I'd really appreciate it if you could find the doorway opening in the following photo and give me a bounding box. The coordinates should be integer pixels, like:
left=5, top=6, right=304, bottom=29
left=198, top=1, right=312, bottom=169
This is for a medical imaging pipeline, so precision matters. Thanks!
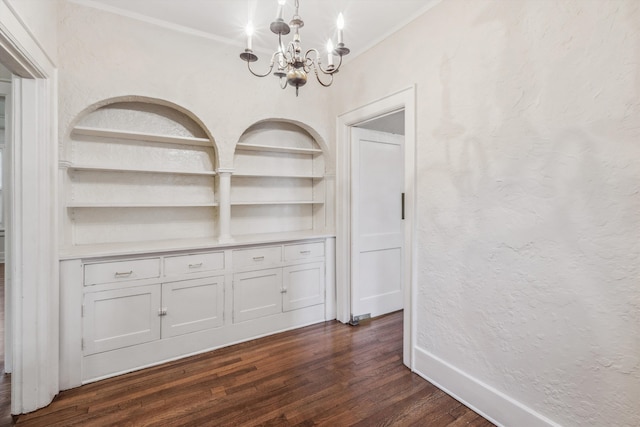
left=336, top=86, right=416, bottom=369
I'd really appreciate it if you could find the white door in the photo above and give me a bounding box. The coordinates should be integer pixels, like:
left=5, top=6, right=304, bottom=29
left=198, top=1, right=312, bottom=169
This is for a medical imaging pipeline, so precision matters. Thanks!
left=351, top=127, right=404, bottom=320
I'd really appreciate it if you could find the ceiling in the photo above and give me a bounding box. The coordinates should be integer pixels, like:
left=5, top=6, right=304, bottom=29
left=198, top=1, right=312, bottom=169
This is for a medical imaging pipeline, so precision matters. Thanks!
left=76, top=0, right=441, bottom=60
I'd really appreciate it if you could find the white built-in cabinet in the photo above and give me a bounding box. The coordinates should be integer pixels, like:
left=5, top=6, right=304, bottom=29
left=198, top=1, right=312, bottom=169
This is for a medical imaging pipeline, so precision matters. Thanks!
left=61, top=239, right=331, bottom=386
left=232, top=242, right=325, bottom=323
left=82, top=253, right=226, bottom=357
left=82, top=274, right=225, bottom=355
left=59, top=100, right=335, bottom=388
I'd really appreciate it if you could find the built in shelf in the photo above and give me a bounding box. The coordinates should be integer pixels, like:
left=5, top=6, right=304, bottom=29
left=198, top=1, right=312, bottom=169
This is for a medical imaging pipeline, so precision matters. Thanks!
left=235, top=143, right=322, bottom=155
left=231, top=201, right=324, bottom=206
left=68, top=202, right=218, bottom=208
left=73, top=126, right=212, bottom=148
left=232, top=173, right=323, bottom=179
left=68, top=164, right=217, bottom=176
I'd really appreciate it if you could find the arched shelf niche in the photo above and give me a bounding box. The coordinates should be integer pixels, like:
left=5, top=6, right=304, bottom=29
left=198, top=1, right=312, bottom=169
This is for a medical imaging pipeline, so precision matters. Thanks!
left=64, top=98, right=219, bottom=247
left=231, top=119, right=327, bottom=237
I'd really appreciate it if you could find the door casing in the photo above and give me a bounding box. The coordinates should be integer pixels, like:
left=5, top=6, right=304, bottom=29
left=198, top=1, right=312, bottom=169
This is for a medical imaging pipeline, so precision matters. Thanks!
left=0, top=2, right=59, bottom=414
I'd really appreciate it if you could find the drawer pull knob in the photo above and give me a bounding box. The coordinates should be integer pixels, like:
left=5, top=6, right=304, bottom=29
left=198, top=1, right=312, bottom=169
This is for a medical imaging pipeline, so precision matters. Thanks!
left=300, top=250, right=311, bottom=254
left=188, top=263, right=203, bottom=269
left=114, top=270, right=133, bottom=278
left=253, top=256, right=265, bottom=261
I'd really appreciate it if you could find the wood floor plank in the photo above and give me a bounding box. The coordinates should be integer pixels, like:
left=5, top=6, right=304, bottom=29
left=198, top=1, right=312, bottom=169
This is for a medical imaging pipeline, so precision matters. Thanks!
left=4, top=311, right=494, bottom=427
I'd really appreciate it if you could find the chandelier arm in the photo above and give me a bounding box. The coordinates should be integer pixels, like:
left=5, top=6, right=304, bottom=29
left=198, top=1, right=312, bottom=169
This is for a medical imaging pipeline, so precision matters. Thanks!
left=309, top=60, right=335, bottom=87
left=334, top=52, right=344, bottom=71
left=304, top=49, right=341, bottom=75
left=278, top=33, right=288, bottom=58
left=246, top=52, right=279, bottom=78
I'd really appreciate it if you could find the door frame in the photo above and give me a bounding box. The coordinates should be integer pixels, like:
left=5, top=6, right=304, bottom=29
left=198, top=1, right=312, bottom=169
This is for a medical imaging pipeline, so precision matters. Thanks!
left=336, top=86, right=416, bottom=368
left=0, top=1, right=59, bottom=414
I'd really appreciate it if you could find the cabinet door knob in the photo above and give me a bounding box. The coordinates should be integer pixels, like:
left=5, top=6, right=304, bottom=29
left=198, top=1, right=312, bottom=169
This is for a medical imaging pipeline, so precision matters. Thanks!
left=158, top=308, right=168, bottom=316
left=281, top=288, right=287, bottom=293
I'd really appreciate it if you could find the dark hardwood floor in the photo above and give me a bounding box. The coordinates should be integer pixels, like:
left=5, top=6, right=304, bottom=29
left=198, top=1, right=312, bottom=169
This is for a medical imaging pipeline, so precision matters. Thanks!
left=2, top=308, right=492, bottom=426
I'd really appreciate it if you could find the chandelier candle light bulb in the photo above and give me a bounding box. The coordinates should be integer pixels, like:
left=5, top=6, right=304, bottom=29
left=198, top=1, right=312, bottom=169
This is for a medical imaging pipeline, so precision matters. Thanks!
left=245, top=23, right=253, bottom=51
left=337, top=13, right=344, bottom=44
left=239, top=0, right=350, bottom=95
left=276, top=0, right=286, bottom=21
left=327, top=40, right=334, bottom=67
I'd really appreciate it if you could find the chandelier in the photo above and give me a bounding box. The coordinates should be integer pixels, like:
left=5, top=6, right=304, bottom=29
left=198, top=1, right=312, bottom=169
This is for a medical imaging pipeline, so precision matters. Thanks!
left=240, top=0, right=350, bottom=96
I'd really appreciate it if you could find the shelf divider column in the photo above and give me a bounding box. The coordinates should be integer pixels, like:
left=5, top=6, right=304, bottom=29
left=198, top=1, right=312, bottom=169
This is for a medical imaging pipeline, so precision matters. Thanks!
left=217, top=168, right=234, bottom=242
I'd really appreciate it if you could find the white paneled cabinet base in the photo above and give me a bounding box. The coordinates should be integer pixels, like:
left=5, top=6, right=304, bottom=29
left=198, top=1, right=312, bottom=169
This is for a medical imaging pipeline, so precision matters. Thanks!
left=60, top=236, right=334, bottom=387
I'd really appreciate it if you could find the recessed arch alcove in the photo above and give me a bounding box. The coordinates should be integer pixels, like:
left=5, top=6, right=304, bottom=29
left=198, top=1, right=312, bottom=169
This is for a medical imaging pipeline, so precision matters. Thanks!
left=233, top=117, right=333, bottom=168
left=231, top=119, right=328, bottom=237
left=63, top=97, right=220, bottom=247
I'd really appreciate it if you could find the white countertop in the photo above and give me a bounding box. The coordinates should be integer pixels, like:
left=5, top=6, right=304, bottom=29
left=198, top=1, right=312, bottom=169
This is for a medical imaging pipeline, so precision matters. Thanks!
left=59, top=231, right=336, bottom=260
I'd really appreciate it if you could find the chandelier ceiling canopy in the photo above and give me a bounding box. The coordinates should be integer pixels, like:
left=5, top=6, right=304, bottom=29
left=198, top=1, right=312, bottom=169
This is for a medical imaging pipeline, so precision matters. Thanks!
left=240, top=0, right=350, bottom=96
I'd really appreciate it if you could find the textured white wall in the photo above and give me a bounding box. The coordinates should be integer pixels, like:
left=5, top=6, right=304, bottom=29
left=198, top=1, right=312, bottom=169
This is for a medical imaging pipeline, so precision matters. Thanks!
left=334, top=1, right=639, bottom=426
left=6, top=0, right=58, bottom=64
left=53, top=0, right=640, bottom=424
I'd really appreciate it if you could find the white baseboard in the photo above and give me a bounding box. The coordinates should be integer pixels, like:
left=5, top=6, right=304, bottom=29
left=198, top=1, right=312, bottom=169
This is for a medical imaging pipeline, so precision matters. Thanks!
left=413, top=346, right=561, bottom=427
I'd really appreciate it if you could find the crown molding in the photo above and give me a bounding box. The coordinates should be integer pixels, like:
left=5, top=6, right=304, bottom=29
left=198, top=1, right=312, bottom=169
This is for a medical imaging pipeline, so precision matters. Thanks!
left=67, top=0, right=254, bottom=52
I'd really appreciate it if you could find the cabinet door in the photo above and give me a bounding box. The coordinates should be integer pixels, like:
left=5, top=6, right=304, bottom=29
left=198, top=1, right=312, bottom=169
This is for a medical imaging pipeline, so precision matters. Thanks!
left=233, top=268, right=282, bottom=323
left=83, top=284, right=161, bottom=355
left=162, top=276, right=224, bottom=338
left=283, top=262, right=325, bottom=312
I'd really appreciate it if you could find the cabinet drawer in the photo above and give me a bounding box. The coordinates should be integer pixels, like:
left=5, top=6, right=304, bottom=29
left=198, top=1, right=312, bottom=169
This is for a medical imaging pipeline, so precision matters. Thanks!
left=164, top=252, right=225, bottom=277
left=233, top=246, right=282, bottom=269
left=84, top=258, right=160, bottom=286
left=284, top=242, right=324, bottom=261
